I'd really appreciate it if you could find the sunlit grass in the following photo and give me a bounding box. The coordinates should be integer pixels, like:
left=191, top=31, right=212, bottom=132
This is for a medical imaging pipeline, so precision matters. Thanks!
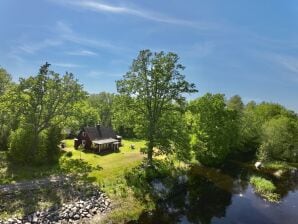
left=62, top=139, right=145, bottom=182
left=250, top=175, right=280, bottom=202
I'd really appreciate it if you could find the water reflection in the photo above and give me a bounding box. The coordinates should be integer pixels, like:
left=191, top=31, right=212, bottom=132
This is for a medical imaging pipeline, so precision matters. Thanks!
left=128, top=162, right=298, bottom=224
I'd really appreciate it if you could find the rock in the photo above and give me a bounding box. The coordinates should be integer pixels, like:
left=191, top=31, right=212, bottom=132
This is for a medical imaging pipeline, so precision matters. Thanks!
left=32, top=214, right=38, bottom=222
left=68, top=212, right=74, bottom=218
left=27, top=215, right=32, bottom=222
left=273, top=169, right=284, bottom=178
left=254, top=161, right=262, bottom=169
left=73, top=214, right=80, bottom=220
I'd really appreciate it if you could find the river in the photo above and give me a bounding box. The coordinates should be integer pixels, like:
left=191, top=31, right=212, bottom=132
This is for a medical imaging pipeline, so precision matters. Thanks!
left=128, top=162, right=298, bottom=224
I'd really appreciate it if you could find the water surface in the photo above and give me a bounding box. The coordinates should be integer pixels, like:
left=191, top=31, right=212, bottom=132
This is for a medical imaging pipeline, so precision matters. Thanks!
left=130, top=162, right=298, bottom=224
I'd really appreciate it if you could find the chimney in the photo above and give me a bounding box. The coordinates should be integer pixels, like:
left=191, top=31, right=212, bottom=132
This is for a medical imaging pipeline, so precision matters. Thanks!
left=96, top=123, right=101, bottom=131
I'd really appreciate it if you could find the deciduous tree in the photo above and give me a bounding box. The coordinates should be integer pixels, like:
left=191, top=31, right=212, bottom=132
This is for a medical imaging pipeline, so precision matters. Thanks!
left=116, top=50, right=197, bottom=164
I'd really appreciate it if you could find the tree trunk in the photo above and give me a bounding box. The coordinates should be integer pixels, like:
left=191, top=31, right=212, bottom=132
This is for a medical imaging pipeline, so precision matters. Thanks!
left=147, top=142, right=153, bottom=166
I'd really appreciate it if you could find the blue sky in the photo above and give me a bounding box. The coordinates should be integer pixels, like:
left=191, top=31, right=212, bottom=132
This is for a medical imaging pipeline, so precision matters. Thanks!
left=0, top=0, right=297, bottom=111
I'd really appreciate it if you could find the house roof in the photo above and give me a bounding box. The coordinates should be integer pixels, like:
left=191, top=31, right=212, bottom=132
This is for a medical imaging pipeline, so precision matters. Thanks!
left=92, top=138, right=118, bottom=145
left=83, top=125, right=117, bottom=141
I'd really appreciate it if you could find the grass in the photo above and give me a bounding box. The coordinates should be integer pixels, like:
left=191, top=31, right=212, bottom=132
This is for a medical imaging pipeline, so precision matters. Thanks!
left=249, top=175, right=280, bottom=202
left=263, top=161, right=298, bottom=171
left=0, top=139, right=149, bottom=223
left=62, top=139, right=145, bottom=182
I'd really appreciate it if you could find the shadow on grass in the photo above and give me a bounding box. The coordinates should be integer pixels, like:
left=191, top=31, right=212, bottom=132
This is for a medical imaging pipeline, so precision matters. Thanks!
left=75, top=148, right=120, bottom=157
left=0, top=153, right=101, bottom=219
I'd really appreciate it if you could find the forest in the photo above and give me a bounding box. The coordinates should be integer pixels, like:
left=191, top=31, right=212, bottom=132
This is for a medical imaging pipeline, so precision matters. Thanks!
left=0, top=50, right=298, bottom=223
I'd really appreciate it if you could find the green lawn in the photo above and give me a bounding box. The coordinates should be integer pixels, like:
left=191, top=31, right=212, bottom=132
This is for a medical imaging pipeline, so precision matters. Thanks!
left=0, top=139, right=145, bottom=185
left=62, top=139, right=146, bottom=182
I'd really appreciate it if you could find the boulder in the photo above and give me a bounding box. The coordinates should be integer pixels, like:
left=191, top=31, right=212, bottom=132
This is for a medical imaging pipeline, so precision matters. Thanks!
left=254, top=161, right=262, bottom=169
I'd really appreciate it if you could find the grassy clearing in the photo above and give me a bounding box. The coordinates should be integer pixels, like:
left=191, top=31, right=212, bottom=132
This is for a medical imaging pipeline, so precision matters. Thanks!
left=62, top=139, right=145, bottom=182
left=249, top=176, right=280, bottom=202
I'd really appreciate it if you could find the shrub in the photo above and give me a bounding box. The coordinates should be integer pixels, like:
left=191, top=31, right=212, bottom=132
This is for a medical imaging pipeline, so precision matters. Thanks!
left=9, top=125, right=62, bottom=165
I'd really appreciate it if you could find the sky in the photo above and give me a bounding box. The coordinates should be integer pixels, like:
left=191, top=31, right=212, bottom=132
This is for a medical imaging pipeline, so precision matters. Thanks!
left=0, top=0, right=297, bottom=111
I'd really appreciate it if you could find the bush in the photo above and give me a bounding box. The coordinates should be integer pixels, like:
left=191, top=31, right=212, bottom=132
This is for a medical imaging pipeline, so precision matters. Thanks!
left=8, top=125, right=62, bottom=165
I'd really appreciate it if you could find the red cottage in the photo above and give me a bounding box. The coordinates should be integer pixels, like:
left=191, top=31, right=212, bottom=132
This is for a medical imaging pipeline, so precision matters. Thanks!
left=74, top=124, right=122, bottom=153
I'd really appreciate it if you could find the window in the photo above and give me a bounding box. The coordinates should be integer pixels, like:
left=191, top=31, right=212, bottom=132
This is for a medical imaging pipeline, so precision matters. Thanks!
left=82, top=140, right=86, bottom=147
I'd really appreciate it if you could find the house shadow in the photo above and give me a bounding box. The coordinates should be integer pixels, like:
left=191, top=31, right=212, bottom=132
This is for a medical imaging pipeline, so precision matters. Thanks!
left=79, top=148, right=120, bottom=157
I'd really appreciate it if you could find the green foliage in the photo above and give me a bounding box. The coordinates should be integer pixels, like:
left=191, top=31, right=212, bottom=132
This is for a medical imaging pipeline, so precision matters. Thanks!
left=0, top=67, right=12, bottom=95
left=249, top=176, right=280, bottom=202
left=0, top=68, right=13, bottom=150
left=8, top=126, right=48, bottom=165
left=8, top=63, right=85, bottom=165
left=258, top=116, right=298, bottom=162
left=8, top=125, right=62, bottom=165
left=45, top=126, right=62, bottom=163
left=116, top=50, right=197, bottom=164
left=88, top=92, right=115, bottom=127
left=66, top=100, right=99, bottom=133
left=227, top=95, right=244, bottom=113
left=111, top=95, right=139, bottom=138
left=188, top=93, right=240, bottom=166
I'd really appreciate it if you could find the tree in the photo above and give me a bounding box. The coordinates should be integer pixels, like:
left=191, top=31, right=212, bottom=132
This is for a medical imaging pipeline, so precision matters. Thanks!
left=0, top=67, right=13, bottom=150
left=66, top=100, right=99, bottom=134
left=9, top=63, right=85, bottom=164
left=188, top=93, right=239, bottom=166
left=0, top=67, right=12, bottom=95
left=111, top=94, right=139, bottom=138
left=88, top=92, right=114, bottom=127
left=116, top=50, right=197, bottom=164
left=258, top=116, right=298, bottom=162
left=227, top=95, right=244, bottom=113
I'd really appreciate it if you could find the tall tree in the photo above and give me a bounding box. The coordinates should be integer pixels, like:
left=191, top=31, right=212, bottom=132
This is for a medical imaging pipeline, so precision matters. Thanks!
left=9, top=63, right=85, bottom=164
left=116, top=50, right=197, bottom=164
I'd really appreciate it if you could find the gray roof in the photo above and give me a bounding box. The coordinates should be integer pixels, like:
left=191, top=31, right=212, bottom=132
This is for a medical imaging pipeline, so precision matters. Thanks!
left=83, top=125, right=117, bottom=141
left=92, top=138, right=118, bottom=145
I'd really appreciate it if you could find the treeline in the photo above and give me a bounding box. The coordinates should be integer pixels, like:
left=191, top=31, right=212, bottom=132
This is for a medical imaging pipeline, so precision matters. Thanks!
left=87, top=92, right=298, bottom=166
left=0, top=50, right=297, bottom=167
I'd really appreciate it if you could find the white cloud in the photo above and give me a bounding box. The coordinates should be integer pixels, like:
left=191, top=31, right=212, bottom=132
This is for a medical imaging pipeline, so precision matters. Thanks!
left=51, top=62, right=82, bottom=68
left=50, top=0, right=213, bottom=29
left=10, top=21, right=124, bottom=59
left=275, top=55, right=298, bottom=74
left=260, top=53, right=298, bottom=83
left=17, top=39, right=63, bottom=54
left=66, top=49, right=98, bottom=56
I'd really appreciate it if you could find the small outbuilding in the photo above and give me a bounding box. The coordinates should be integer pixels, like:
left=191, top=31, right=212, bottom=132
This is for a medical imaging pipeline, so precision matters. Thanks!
left=74, top=124, right=122, bottom=153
